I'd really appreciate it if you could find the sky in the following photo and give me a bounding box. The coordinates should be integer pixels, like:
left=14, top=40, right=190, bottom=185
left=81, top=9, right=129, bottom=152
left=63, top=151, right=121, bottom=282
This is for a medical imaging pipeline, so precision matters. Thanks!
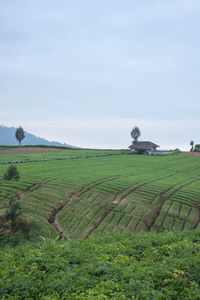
left=0, top=0, right=200, bottom=150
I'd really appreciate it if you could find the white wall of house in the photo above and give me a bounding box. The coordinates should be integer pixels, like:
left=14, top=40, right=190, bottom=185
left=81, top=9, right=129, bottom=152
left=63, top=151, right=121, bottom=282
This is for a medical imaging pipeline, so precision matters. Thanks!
left=151, top=151, right=173, bottom=156
left=130, top=147, right=159, bottom=154
left=146, top=149, right=151, bottom=154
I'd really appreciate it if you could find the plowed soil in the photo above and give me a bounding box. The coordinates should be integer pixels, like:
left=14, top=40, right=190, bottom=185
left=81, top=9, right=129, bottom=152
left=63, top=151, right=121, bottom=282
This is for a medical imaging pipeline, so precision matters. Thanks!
left=181, top=152, right=200, bottom=156
left=0, top=147, right=71, bottom=155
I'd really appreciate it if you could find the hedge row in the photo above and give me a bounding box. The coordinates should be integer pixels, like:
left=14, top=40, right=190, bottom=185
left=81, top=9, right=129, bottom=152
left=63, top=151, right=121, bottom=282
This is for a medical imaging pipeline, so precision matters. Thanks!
left=0, top=153, right=123, bottom=165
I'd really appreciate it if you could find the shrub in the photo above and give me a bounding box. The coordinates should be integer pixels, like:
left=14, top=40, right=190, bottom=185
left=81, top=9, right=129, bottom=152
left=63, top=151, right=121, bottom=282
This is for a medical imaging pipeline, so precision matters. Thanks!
left=3, top=165, right=20, bottom=180
left=172, top=149, right=181, bottom=155
left=0, top=230, right=199, bottom=298
left=137, top=149, right=145, bottom=154
left=5, top=199, right=22, bottom=231
left=194, top=144, right=200, bottom=152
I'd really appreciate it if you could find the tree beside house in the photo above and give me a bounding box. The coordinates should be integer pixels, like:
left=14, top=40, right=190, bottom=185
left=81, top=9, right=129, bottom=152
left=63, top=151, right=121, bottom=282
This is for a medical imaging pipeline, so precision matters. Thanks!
left=129, top=126, right=159, bottom=154
left=190, top=140, right=194, bottom=152
left=129, top=141, right=160, bottom=154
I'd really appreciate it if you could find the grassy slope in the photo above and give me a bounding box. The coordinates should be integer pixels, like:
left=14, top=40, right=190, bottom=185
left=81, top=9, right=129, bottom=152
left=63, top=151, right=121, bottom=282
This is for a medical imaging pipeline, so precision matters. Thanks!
left=0, top=151, right=200, bottom=240
left=0, top=230, right=199, bottom=299
left=0, top=150, right=200, bottom=299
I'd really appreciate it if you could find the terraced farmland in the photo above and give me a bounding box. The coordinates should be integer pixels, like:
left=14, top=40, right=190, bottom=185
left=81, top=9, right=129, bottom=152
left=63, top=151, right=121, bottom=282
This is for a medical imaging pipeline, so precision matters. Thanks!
left=0, top=149, right=200, bottom=239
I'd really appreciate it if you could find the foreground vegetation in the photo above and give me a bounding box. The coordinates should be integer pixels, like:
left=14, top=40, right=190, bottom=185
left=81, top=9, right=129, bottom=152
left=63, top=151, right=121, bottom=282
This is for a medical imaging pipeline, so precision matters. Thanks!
left=0, top=149, right=200, bottom=298
left=0, top=230, right=199, bottom=299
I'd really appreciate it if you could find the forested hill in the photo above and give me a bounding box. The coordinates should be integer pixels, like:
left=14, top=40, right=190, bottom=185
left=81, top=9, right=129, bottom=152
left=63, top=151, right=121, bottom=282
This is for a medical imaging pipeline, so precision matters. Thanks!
left=0, top=125, right=74, bottom=147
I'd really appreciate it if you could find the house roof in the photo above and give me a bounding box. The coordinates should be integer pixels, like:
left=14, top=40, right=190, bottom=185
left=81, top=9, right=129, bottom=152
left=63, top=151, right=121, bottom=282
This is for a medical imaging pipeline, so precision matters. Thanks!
left=129, top=141, right=160, bottom=150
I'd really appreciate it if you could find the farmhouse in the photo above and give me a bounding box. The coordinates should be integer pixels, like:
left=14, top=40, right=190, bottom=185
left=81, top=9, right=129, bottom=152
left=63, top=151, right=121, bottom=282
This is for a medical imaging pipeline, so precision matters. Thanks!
left=129, top=141, right=159, bottom=154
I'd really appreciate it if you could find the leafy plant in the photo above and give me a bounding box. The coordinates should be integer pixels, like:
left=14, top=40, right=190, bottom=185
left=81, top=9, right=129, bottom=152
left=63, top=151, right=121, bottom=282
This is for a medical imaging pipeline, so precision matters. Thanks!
left=5, top=199, right=22, bottom=231
left=3, top=165, right=20, bottom=180
left=194, top=144, right=200, bottom=152
left=137, top=148, right=145, bottom=154
left=0, top=230, right=199, bottom=299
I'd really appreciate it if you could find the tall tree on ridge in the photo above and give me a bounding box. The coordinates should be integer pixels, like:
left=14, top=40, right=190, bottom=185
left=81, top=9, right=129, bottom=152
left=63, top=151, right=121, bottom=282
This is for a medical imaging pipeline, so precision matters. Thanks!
left=15, top=126, right=25, bottom=146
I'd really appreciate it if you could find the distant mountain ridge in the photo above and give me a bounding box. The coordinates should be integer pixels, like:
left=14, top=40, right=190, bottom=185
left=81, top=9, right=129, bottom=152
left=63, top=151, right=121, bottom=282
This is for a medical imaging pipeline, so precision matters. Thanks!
left=0, top=125, right=75, bottom=147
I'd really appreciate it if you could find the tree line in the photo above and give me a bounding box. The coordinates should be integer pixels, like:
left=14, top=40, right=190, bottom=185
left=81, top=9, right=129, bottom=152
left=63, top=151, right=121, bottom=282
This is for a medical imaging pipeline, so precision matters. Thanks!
left=11, top=125, right=200, bottom=152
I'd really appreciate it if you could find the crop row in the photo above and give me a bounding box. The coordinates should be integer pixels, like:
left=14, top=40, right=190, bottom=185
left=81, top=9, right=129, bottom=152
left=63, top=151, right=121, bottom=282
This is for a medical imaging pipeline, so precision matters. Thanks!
left=0, top=153, right=200, bottom=238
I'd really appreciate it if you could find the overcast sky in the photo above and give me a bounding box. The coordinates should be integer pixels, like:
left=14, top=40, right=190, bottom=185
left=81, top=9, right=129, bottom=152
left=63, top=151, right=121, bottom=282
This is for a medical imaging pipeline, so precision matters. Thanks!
left=0, top=0, right=199, bottom=150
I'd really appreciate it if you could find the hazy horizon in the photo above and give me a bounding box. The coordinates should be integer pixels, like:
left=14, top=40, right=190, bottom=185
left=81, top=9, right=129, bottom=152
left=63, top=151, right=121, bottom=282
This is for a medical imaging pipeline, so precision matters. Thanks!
left=1, top=0, right=199, bottom=151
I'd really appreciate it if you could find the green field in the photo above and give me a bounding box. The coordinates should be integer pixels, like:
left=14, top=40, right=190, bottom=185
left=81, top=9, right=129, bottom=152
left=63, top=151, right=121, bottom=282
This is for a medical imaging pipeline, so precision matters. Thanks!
left=0, top=150, right=200, bottom=240
left=0, top=148, right=124, bottom=162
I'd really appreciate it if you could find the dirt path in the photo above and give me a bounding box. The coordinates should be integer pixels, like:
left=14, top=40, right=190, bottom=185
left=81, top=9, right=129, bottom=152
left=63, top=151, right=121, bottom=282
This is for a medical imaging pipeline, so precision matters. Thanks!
left=47, top=176, right=120, bottom=239
left=16, top=181, right=49, bottom=200
left=181, top=151, right=200, bottom=156
left=82, top=173, right=174, bottom=238
left=144, top=176, right=200, bottom=231
left=181, top=207, right=192, bottom=230
left=189, top=203, right=200, bottom=229
left=57, top=176, right=120, bottom=226
left=0, top=147, right=71, bottom=155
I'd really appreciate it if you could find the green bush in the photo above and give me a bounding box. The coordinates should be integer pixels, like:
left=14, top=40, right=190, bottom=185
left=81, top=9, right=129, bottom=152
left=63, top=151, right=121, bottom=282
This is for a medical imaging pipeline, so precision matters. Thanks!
left=194, top=144, right=200, bottom=152
left=137, top=149, right=146, bottom=154
left=5, top=199, right=22, bottom=231
left=3, top=165, right=20, bottom=180
left=173, top=149, right=181, bottom=154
